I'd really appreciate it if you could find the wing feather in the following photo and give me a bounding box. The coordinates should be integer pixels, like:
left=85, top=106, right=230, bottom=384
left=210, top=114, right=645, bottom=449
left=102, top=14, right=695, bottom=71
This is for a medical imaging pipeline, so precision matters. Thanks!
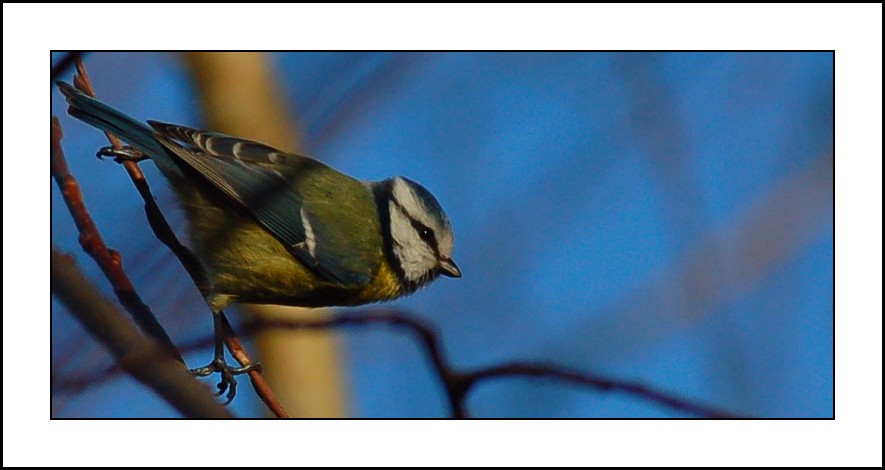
left=148, top=121, right=375, bottom=285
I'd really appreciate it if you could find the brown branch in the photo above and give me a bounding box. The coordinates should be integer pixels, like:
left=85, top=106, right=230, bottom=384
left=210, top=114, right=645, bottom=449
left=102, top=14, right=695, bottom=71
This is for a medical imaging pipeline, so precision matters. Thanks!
left=51, top=248, right=232, bottom=418
left=54, top=308, right=742, bottom=418
left=51, top=117, right=181, bottom=363
left=218, top=315, right=289, bottom=418
left=243, top=310, right=740, bottom=418
left=67, top=59, right=289, bottom=418
left=462, top=363, right=738, bottom=418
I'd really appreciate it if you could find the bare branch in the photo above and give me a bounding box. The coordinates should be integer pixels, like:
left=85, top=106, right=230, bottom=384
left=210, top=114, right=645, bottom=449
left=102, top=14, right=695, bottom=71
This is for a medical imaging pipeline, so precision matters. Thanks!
left=463, top=363, right=738, bottom=418
left=51, top=248, right=232, bottom=418
left=51, top=116, right=181, bottom=362
left=245, top=310, right=741, bottom=418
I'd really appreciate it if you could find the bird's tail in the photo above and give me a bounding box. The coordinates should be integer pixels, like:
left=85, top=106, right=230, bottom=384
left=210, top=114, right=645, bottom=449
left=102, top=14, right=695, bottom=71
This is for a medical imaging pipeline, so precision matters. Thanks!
left=56, top=81, right=177, bottom=174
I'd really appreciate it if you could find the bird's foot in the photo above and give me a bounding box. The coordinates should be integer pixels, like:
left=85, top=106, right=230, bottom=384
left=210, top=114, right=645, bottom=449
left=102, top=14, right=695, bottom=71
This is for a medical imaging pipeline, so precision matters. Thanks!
left=189, top=357, right=261, bottom=405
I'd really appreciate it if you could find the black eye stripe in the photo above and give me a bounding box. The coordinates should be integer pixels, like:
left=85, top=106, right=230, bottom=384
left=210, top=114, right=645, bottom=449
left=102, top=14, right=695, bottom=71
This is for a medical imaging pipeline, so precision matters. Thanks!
left=390, top=194, right=440, bottom=256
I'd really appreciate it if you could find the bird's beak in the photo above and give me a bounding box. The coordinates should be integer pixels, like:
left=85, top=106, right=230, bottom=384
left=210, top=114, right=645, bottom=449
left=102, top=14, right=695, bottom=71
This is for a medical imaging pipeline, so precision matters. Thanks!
left=439, top=258, right=462, bottom=278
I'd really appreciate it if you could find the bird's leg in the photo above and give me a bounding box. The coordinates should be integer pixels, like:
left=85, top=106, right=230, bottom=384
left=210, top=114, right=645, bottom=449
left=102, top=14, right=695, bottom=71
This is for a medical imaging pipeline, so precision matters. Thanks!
left=96, top=146, right=148, bottom=163
left=189, top=310, right=260, bottom=405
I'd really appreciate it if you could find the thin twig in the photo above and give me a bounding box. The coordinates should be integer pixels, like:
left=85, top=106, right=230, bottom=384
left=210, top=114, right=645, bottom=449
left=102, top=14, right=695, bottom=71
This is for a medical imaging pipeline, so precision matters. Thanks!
left=244, top=311, right=739, bottom=418
left=218, top=315, right=289, bottom=418
left=462, top=363, right=738, bottom=418
left=68, top=58, right=289, bottom=418
left=51, top=117, right=181, bottom=362
left=51, top=248, right=232, bottom=418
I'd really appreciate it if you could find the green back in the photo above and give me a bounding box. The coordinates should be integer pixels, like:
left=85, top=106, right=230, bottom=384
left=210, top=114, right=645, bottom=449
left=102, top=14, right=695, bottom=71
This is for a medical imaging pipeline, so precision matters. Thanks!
left=150, top=121, right=382, bottom=286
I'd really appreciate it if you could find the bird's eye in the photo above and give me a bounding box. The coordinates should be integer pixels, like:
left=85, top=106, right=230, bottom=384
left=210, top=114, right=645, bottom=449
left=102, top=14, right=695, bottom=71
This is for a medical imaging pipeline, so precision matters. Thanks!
left=408, top=217, right=436, bottom=244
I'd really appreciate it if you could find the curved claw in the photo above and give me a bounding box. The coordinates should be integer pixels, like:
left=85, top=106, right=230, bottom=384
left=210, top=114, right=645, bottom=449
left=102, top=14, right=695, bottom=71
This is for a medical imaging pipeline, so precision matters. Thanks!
left=222, top=379, right=238, bottom=406
left=189, top=358, right=258, bottom=405
left=213, top=377, right=230, bottom=397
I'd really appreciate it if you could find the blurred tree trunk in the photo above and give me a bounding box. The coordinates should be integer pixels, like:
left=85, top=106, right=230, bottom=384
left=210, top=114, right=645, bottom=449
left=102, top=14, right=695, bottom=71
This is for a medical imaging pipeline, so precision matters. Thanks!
left=183, top=52, right=348, bottom=418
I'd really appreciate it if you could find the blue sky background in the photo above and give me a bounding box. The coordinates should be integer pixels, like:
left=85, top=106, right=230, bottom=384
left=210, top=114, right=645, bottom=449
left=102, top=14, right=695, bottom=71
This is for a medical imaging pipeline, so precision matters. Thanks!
left=51, top=52, right=833, bottom=418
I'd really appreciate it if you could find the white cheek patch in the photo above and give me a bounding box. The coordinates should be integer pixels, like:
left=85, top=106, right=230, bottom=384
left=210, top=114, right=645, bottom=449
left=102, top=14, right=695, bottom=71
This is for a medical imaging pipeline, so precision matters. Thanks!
left=300, top=207, right=317, bottom=257
left=389, top=201, right=435, bottom=282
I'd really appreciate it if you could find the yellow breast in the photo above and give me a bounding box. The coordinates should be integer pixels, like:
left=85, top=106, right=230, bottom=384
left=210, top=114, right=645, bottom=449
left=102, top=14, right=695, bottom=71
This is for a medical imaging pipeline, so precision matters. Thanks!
left=357, top=256, right=405, bottom=303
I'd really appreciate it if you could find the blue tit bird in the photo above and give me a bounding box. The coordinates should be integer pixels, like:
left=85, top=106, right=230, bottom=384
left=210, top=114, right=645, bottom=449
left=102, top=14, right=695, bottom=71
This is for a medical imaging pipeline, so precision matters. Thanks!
left=57, top=81, right=461, bottom=400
